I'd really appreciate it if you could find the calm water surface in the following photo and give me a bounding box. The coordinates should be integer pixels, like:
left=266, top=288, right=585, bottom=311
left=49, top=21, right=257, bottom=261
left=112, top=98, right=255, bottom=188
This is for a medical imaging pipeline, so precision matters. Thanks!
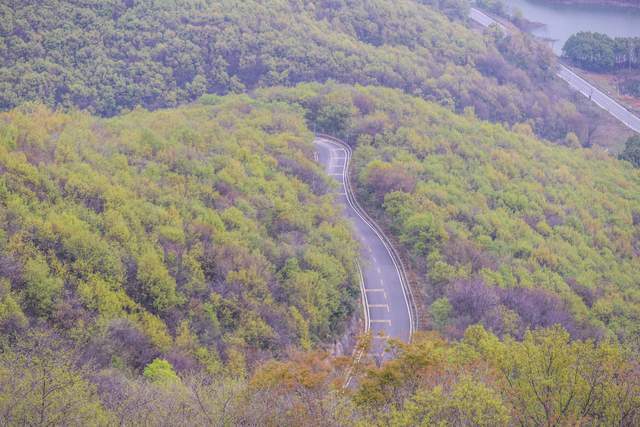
left=505, top=0, right=640, bottom=54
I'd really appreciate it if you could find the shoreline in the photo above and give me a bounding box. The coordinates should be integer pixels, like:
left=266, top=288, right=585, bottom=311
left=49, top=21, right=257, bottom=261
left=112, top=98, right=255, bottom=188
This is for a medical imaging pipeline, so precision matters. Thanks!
left=470, top=7, right=640, bottom=136
left=543, top=0, right=640, bottom=9
left=483, top=3, right=640, bottom=117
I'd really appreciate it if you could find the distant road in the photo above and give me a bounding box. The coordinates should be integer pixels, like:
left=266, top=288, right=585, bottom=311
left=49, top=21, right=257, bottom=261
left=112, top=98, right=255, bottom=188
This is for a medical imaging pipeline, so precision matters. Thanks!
left=469, top=7, right=640, bottom=134
left=557, top=66, right=640, bottom=132
left=469, top=7, right=507, bottom=32
left=314, top=136, right=415, bottom=360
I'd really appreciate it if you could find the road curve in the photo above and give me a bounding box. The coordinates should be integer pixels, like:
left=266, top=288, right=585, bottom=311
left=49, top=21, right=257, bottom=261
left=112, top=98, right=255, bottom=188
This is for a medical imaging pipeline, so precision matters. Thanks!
left=469, top=7, right=640, bottom=134
left=314, top=136, right=414, bottom=359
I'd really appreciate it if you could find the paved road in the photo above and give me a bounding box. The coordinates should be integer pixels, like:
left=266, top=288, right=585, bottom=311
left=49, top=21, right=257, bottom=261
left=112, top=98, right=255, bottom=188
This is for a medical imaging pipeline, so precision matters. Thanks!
left=557, top=65, right=640, bottom=133
left=469, top=7, right=507, bottom=32
left=469, top=7, right=640, bottom=134
left=314, top=137, right=413, bottom=359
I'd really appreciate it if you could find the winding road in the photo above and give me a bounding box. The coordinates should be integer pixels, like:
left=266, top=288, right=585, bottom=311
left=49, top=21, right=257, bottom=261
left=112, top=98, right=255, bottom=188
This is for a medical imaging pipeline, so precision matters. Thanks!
left=314, top=136, right=414, bottom=360
left=470, top=7, right=640, bottom=134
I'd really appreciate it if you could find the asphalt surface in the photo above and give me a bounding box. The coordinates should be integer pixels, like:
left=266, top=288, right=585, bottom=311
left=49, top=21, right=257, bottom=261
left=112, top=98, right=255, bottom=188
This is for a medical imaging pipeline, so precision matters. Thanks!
left=314, top=137, right=412, bottom=359
left=469, top=7, right=507, bottom=32
left=557, top=65, right=640, bottom=133
left=469, top=7, right=640, bottom=134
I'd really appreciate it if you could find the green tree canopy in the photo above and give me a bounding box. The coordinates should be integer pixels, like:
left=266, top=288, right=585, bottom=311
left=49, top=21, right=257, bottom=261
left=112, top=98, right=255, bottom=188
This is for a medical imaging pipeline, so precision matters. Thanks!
left=619, top=134, right=640, bottom=168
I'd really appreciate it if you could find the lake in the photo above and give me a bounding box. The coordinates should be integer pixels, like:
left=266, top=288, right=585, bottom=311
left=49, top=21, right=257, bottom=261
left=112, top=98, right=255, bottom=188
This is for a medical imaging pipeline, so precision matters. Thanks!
left=505, top=0, right=640, bottom=54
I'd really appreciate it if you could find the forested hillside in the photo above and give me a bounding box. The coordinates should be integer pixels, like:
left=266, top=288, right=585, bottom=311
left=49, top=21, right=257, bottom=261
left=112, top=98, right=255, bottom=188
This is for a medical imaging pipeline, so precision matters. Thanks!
left=2, top=319, right=638, bottom=424
left=259, top=83, right=640, bottom=346
left=1, top=0, right=640, bottom=424
left=0, top=0, right=621, bottom=146
left=0, top=96, right=360, bottom=376
left=0, top=84, right=638, bottom=423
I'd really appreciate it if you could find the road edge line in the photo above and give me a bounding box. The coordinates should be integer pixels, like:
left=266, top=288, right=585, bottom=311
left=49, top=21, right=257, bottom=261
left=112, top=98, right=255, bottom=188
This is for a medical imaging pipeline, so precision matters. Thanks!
left=316, top=134, right=419, bottom=340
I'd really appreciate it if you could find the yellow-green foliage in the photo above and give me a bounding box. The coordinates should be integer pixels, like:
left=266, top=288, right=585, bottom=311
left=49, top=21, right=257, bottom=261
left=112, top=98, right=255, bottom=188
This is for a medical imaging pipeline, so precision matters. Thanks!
left=354, top=327, right=640, bottom=426
left=0, top=338, right=112, bottom=426
left=143, top=358, right=179, bottom=384
left=260, top=83, right=640, bottom=343
left=0, top=97, right=358, bottom=370
left=1, top=325, right=637, bottom=425
left=359, top=87, right=640, bottom=341
left=1, top=0, right=608, bottom=145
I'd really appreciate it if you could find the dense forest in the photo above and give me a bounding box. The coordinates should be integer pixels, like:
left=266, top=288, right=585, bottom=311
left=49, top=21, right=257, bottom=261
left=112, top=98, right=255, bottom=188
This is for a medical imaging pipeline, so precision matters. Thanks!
left=258, top=83, right=640, bottom=347
left=0, top=97, right=362, bottom=376
left=0, top=84, right=638, bottom=424
left=0, top=0, right=625, bottom=146
left=1, top=0, right=639, bottom=424
left=2, top=324, right=639, bottom=425
left=563, top=31, right=640, bottom=72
